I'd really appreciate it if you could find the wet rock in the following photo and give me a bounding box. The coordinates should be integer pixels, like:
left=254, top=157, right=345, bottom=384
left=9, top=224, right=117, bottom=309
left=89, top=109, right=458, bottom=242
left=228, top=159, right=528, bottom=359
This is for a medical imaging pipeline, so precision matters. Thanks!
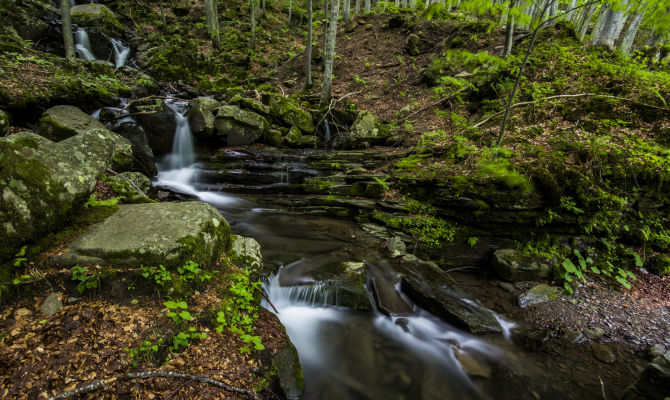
left=0, top=129, right=131, bottom=260
left=38, top=105, right=106, bottom=141
left=103, top=172, right=154, bottom=204
left=626, top=350, right=670, bottom=400
left=405, top=33, right=428, bottom=56
left=397, top=255, right=502, bottom=333
left=228, top=235, right=264, bottom=281
left=112, top=122, right=158, bottom=177
left=583, top=327, right=605, bottom=341
left=518, top=284, right=562, bottom=307
left=229, top=95, right=271, bottom=116
left=70, top=4, right=124, bottom=37
left=370, top=276, right=414, bottom=316
left=590, top=343, right=616, bottom=363
left=215, top=105, right=269, bottom=146
left=297, top=135, right=319, bottom=148
left=187, top=97, right=220, bottom=139
left=562, top=330, right=587, bottom=344
left=284, top=126, right=303, bottom=147
left=513, top=328, right=550, bottom=350
left=492, top=249, right=552, bottom=282
left=40, top=293, right=63, bottom=316
left=266, top=93, right=314, bottom=133
left=453, top=348, right=491, bottom=378
left=647, top=344, right=667, bottom=359
left=0, top=109, right=10, bottom=135
left=299, top=262, right=371, bottom=310
left=136, top=102, right=176, bottom=156
left=271, top=331, right=304, bottom=400
left=387, top=236, right=406, bottom=258
left=54, top=202, right=231, bottom=268
left=334, top=110, right=389, bottom=149
left=497, top=281, right=515, bottom=293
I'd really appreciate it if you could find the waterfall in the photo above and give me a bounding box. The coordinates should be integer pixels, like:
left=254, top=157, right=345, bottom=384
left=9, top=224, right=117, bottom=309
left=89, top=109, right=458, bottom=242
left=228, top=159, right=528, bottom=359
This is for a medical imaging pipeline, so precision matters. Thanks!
left=74, top=28, right=96, bottom=61
left=165, top=100, right=195, bottom=170
left=110, top=38, right=130, bottom=68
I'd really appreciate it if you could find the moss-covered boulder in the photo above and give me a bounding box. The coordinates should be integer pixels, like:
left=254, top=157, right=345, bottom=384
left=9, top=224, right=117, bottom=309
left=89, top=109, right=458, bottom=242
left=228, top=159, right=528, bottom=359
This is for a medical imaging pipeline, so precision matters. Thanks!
left=284, top=126, right=302, bottom=147
left=0, top=109, right=10, bottom=135
left=266, top=93, right=314, bottom=133
left=229, top=95, right=271, bottom=116
left=135, top=102, right=176, bottom=156
left=228, top=235, right=264, bottom=281
left=70, top=4, right=123, bottom=37
left=215, top=105, right=269, bottom=146
left=112, top=122, right=158, bottom=177
left=187, top=97, right=220, bottom=139
left=271, top=324, right=304, bottom=400
left=54, top=201, right=231, bottom=268
left=334, top=110, right=389, bottom=149
left=102, top=172, right=155, bottom=204
left=492, top=249, right=552, bottom=282
left=397, top=255, right=502, bottom=333
left=38, top=105, right=133, bottom=171
left=0, top=129, right=130, bottom=261
left=265, top=129, right=283, bottom=147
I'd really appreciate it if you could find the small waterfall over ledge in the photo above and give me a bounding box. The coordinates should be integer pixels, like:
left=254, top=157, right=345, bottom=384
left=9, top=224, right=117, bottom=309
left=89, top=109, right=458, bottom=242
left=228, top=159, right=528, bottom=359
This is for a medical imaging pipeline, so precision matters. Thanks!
left=110, top=38, right=130, bottom=68
left=74, top=28, right=96, bottom=61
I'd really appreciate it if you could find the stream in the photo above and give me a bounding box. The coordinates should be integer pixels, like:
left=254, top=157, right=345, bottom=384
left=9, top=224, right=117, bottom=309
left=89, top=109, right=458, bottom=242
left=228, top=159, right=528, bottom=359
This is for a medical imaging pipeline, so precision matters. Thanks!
left=152, top=100, right=621, bottom=400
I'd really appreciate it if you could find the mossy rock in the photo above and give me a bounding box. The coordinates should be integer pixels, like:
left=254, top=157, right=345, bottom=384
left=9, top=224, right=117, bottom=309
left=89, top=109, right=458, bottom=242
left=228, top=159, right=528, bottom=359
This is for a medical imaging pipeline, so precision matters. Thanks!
left=265, top=93, right=314, bottom=133
left=284, top=126, right=302, bottom=147
left=0, top=129, right=128, bottom=261
left=70, top=4, right=124, bottom=37
left=334, top=110, right=390, bottom=149
left=0, top=109, right=10, bottom=135
left=38, top=105, right=106, bottom=142
left=229, top=95, right=271, bottom=116
left=102, top=172, right=155, bottom=204
left=215, top=105, right=270, bottom=146
left=187, top=97, right=220, bottom=139
left=492, top=249, right=553, bottom=282
left=265, top=129, right=283, bottom=147
left=227, top=235, right=264, bottom=281
left=54, top=202, right=231, bottom=268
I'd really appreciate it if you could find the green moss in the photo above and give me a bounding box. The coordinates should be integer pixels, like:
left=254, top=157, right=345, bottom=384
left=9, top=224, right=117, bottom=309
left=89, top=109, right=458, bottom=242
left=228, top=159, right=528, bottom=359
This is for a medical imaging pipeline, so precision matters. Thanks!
left=178, top=219, right=232, bottom=268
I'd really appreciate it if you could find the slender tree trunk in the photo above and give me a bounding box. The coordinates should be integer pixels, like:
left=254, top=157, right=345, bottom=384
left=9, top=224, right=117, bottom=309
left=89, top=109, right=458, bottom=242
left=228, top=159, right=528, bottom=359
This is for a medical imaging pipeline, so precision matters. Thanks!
left=619, top=10, right=645, bottom=56
left=305, top=0, right=313, bottom=88
left=262, top=0, right=266, bottom=16
left=596, top=1, right=628, bottom=50
left=323, top=0, right=329, bottom=61
left=320, top=0, right=341, bottom=106
left=503, top=0, right=515, bottom=57
left=159, top=0, right=167, bottom=27
left=365, top=0, right=370, bottom=13
left=250, top=0, right=256, bottom=50
left=590, top=6, right=608, bottom=46
left=577, top=2, right=596, bottom=42
left=60, top=0, right=75, bottom=62
left=402, top=0, right=408, bottom=8
left=355, top=0, right=361, bottom=15
left=344, top=0, right=350, bottom=21
left=567, top=0, right=576, bottom=21
left=204, top=0, right=220, bottom=48
left=288, top=0, right=292, bottom=24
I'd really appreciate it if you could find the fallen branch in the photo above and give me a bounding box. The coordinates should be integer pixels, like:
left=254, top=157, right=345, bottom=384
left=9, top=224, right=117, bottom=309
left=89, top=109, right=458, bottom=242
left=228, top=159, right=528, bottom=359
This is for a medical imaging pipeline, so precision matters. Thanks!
left=106, top=168, right=151, bottom=200
left=47, top=370, right=261, bottom=400
left=471, top=93, right=670, bottom=130
left=257, top=286, right=279, bottom=314
left=317, top=90, right=364, bottom=129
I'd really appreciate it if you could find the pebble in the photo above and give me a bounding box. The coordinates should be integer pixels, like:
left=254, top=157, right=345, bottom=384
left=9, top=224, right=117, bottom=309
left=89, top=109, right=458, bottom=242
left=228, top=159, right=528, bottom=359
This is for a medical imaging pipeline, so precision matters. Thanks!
left=590, top=343, right=616, bottom=363
left=40, top=293, right=63, bottom=316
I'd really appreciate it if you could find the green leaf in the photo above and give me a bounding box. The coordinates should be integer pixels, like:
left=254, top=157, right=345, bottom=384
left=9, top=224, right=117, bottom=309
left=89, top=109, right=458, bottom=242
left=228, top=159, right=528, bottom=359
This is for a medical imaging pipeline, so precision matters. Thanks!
left=179, top=311, right=192, bottom=320
left=615, top=276, right=631, bottom=289
left=164, top=301, right=178, bottom=309
left=562, top=259, right=578, bottom=274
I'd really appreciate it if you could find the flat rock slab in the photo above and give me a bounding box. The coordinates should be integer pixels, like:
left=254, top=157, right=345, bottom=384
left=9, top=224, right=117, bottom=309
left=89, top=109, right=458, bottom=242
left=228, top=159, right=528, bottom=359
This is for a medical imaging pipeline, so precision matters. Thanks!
left=55, top=201, right=231, bottom=268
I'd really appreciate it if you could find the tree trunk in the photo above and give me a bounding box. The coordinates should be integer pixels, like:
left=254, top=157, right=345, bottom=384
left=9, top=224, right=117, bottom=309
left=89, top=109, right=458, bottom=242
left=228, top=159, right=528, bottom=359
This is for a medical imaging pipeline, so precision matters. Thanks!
left=323, top=0, right=329, bottom=61
left=619, top=10, right=645, bottom=56
left=567, top=0, right=576, bottom=21
left=60, top=0, right=75, bottom=63
left=402, top=0, right=408, bottom=8
left=305, top=0, right=313, bottom=88
left=355, top=0, right=361, bottom=15
left=288, top=0, right=292, bottom=24
left=365, top=0, right=370, bottom=13
left=204, top=0, right=220, bottom=48
left=503, top=0, right=515, bottom=57
left=590, top=6, right=608, bottom=46
left=344, top=0, right=350, bottom=21
left=577, top=2, right=596, bottom=42
left=596, top=1, right=628, bottom=50
left=250, top=0, right=256, bottom=50
left=320, top=0, right=341, bottom=106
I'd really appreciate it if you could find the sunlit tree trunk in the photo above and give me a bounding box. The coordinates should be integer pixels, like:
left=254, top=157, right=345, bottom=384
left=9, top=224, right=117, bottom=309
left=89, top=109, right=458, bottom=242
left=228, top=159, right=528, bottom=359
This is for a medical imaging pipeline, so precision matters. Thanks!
left=402, top=0, right=408, bottom=8
left=590, top=6, right=608, bottom=46
left=323, top=0, right=329, bottom=60
left=60, top=0, right=75, bottom=62
left=289, top=0, right=293, bottom=24
left=596, top=1, right=628, bottom=50
left=344, top=0, right=350, bottom=21
left=503, top=0, right=515, bottom=57
left=619, top=10, right=645, bottom=56
left=320, top=0, right=341, bottom=106
left=305, top=0, right=313, bottom=88
left=577, top=2, right=596, bottom=42
left=365, top=0, right=370, bottom=13
left=355, top=0, right=361, bottom=15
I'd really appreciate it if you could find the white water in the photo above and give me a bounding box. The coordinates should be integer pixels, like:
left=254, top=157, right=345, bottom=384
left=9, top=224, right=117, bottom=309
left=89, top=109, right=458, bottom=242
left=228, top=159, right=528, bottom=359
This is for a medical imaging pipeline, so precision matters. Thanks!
left=75, top=28, right=96, bottom=61
left=110, top=38, right=130, bottom=68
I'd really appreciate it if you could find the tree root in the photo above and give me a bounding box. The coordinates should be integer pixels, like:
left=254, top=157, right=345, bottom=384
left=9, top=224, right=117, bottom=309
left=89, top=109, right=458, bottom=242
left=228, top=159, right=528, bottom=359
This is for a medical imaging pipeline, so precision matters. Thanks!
left=47, top=370, right=261, bottom=400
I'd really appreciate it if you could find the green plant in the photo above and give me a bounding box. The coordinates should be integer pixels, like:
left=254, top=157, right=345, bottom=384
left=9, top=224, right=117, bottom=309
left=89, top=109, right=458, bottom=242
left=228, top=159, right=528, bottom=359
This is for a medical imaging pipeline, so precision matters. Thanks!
left=71, top=265, right=100, bottom=294
left=177, top=260, right=213, bottom=283
left=170, top=328, right=206, bottom=352
left=353, top=74, right=367, bottom=87
left=141, top=265, right=172, bottom=287
left=125, top=335, right=164, bottom=367
left=164, top=300, right=192, bottom=323
left=373, top=176, right=391, bottom=191
left=467, top=237, right=479, bottom=247
left=84, top=194, right=121, bottom=208
left=215, top=270, right=264, bottom=354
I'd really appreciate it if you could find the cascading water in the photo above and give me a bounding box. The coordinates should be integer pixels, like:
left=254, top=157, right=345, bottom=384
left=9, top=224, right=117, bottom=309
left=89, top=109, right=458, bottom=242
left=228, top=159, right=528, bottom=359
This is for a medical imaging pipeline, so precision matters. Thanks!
left=165, top=100, right=196, bottom=170
left=74, top=28, right=96, bottom=61
left=109, top=38, right=130, bottom=68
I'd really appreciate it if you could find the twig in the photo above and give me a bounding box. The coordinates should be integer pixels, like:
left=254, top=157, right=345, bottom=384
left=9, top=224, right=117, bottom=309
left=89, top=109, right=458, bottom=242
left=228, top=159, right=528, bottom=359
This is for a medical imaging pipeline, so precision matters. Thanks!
left=47, top=370, right=261, bottom=400
left=316, top=90, right=364, bottom=129
left=598, top=376, right=606, bottom=400
left=471, top=93, right=670, bottom=130
left=257, top=287, right=279, bottom=314
left=106, top=168, right=151, bottom=200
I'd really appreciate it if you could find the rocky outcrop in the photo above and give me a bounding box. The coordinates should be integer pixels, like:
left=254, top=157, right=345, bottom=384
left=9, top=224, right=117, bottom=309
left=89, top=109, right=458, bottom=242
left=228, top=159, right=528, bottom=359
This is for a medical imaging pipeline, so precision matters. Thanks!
left=70, top=4, right=124, bottom=37
left=215, top=105, right=269, bottom=146
left=102, top=172, right=154, bottom=204
left=334, top=110, right=389, bottom=149
left=266, top=93, right=314, bottom=133
left=396, top=255, right=502, bottom=333
left=0, top=109, right=10, bottom=135
left=54, top=201, right=231, bottom=268
left=38, top=105, right=133, bottom=171
left=405, top=33, right=428, bottom=56
left=136, top=103, right=176, bottom=156
left=112, top=121, right=158, bottom=177
left=270, top=322, right=304, bottom=400
left=0, top=129, right=131, bottom=261
left=623, top=350, right=670, bottom=400
left=229, top=95, right=271, bottom=117
left=187, top=97, right=219, bottom=139
left=492, top=249, right=553, bottom=282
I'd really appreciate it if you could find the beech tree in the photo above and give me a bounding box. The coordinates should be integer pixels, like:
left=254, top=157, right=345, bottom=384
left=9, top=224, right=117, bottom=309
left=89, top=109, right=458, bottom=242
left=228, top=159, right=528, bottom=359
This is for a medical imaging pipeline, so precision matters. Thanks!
left=305, top=0, right=314, bottom=88
left=60, top=0, right=75, bottom=63
left=321, top=0, right=342, bottom=106
left=204, top=0, right=220, bottom=48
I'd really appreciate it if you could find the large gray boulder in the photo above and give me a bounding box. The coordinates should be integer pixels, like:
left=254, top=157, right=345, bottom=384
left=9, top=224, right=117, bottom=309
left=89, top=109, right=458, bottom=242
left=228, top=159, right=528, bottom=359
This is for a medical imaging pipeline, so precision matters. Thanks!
left=334, top=110, right=389, bottom=149
left=0, top=129, right=132, bottom=261
left=229, top=95, right=271, bottom=116
left=396, top=255, right=502, bottom=333
left=215, top=105, right=269, bottom=146
left=70, top=4, right=124, bottom=37
left=492, top=249, right=552, bottom=282
left=266, top=93, right=314, bottom=133
left=227, top=235, right=264, bottom=281
left=187, top=97, right=220, bottom=139
left=54, top=201, right=231, bottom=268
left=136, top=102, right=177, bottom=156
left=38, top=105, right=133, bottom=171
left=112, top=121, right=158, bottom=177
